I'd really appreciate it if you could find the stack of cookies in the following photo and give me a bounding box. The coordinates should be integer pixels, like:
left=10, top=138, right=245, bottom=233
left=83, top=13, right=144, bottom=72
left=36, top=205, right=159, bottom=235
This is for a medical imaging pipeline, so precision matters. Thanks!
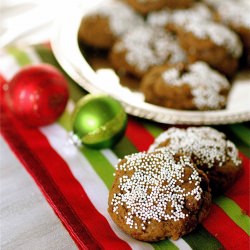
left=108, top=127, right=242, bottom=241
left=78, top=0, right=250, bottom=111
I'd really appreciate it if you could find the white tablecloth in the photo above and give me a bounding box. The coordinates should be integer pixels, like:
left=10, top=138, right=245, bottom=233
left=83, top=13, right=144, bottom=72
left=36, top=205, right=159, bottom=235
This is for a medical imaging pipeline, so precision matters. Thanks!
left=0, top=137, right=77, bottom=249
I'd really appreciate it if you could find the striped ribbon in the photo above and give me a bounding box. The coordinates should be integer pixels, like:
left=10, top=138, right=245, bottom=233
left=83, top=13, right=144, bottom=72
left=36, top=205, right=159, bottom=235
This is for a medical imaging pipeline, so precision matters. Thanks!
left=0, top=46, right=249, bottom=250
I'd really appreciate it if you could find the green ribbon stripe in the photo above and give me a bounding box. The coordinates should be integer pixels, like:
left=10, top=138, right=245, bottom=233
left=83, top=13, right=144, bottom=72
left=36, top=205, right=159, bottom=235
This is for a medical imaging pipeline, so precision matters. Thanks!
left=151, top=241, right=178, bottom=250
left=182, top=225, right=223, bottom=250
left=214, top=196, right=250, bottom=236
left=58, top=110, right=72, bottom=132
left=142, top=121, right=164, bottom=138
left=81, top=147, right=115, bottom=190
left=214, top=124, right=250, bottom=157
left=229, top=124, right=250, bottom=148
left=7, top=47, right=32, bottom=65
left=112, top=137, right=138, bottom=159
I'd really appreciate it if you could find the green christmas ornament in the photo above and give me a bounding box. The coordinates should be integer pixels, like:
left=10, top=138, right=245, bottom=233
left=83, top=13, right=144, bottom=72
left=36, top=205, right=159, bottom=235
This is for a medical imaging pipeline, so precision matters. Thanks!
left=70, top=94, right=127, bottom=149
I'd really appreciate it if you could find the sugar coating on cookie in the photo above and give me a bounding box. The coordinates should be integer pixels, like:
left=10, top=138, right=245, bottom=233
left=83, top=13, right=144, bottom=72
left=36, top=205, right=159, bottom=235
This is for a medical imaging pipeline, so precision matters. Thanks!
left=149, top=127, right=241, bottom=168
left=162, top=62, right=230, bottom=109
left=176, top=19, right=242, bottom=58
left=205, top=0, right=250, bottom=28
left=113, top=26, right=186, bottom=72
left=147, top=8, right=172, bottom=27
left=216, top=2, right=250, bottom=28
left=147, top=3, right=212, bottom=28
left=86, top=1, right=143, bottom=37
left=111, top=151, right=203, bottom=229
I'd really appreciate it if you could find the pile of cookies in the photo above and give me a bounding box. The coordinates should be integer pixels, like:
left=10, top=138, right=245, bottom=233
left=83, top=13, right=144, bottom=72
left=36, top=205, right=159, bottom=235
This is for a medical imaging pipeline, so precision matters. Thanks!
left=108, top=127, right=242, bottom=241
left=78, top=0, right=250, bottom=111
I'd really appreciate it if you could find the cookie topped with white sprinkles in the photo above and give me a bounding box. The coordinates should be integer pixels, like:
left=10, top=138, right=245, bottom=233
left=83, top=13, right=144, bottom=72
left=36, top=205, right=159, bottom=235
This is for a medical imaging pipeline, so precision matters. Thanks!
left=175, top=19, right=242, bottom=58
left=140, top=62, right=230, bottom=110
left=110, top=26, right=186, bottom=78
left=147, top=3, right=213, bottom=28
left=78, top=1, right=144, bottom=48
left=149, top=127, right=242, bottom=193
left=108, top=150, right=211, bottom=241
left=90, top=1, right=144, bottom=37
left=161, top=61, right=230, bottom=110
left=205, top=0, right=250, bottom=28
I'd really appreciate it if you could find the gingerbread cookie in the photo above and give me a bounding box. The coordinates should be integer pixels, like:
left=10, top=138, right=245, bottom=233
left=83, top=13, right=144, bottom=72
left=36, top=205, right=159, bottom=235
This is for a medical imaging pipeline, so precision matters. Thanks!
left=78, top=1, right=143, bottom=49
left=109, top=26, right=186, bottom=78
left=124, top=0, right=195, bottom=14
left=141, top=61, right=230, bottom=110
left=205, top=0, right=250, bottom=66
left=147, top=3, right=213, bottom=32
left=108, top=150, right=211, bottom=241
left=149, top=127, right=242, bottom=194
left=175, top=19, right=242, bottom=77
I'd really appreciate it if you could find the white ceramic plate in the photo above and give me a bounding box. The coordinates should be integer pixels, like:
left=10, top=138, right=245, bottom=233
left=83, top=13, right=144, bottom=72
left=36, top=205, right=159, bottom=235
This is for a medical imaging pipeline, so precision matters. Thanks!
left=51, top=3, right=250, bottom=125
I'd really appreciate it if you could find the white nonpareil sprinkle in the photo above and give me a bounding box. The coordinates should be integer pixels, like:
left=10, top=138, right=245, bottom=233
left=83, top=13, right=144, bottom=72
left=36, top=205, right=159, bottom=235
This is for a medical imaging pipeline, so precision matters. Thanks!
left=147, top=3, right=213, bottom=27
left=86, top=1, right=143, bottom=37
left=111, top=151, right=202, bottom=229
left=149, top=127, right=241, bottom=168
left=162, top=61, right=230, bottom=109
left=114, top=26, right=186, bottom=72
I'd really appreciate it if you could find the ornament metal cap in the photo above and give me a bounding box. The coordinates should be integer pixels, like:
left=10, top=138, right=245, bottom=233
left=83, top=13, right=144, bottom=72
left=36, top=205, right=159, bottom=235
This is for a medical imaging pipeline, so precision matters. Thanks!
left=68, top=131, right=82, bottom=148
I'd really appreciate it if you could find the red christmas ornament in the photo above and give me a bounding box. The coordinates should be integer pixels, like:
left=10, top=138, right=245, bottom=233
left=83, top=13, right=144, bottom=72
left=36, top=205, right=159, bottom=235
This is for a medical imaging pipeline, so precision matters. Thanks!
left=5, top=64, right=69, bottom=127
